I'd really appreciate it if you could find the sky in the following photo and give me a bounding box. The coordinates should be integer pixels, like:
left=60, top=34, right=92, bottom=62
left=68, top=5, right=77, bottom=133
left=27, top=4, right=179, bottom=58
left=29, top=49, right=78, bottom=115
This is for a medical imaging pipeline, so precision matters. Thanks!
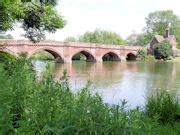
left=8, top=0, right=180, bottom=41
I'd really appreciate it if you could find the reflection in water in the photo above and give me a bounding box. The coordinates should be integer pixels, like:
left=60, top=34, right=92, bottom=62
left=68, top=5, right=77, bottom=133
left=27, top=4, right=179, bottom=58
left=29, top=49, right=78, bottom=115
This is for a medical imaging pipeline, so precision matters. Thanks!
left=34, top=61, right=180, bottom=108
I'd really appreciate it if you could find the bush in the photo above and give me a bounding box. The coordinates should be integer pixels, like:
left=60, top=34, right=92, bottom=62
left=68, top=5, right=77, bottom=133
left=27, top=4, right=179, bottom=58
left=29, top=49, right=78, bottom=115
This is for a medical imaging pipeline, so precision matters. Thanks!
left=145, top=90, right=179, bottom=124
left=146, top=55, right=156, bottom=61
left=154, top=41, right=172, bottom=60
left=137, top=49, right=147, bottom=61
left=0, top=52, right=16, bottom=63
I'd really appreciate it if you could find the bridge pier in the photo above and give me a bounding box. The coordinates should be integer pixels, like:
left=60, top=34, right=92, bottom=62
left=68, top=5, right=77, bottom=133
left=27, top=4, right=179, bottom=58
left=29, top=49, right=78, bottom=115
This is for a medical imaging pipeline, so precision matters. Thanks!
left=64, top=57, right=72, bottom=63
left=96, top=57, right=103, bottom=62
left=120, top=56, right=127, bottom=62
left=55, top=58, right=64, bottom=63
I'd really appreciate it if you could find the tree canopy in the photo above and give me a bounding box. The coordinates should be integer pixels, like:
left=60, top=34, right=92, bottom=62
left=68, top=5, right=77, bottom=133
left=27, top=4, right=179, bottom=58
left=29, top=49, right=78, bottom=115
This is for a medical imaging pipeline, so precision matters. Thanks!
left=64, top=36, right=77, bottom=42
left=154, top=41, right=172, bottom=60
left=126, top=32, right=152, bottom=46
left=127, top=10, right=180, bottom=47
left=0, top=33, right=13, bottom=39
left=65, top=29, right=126, bottom=45
left=145, top=10, right=180, bottom=44
left=0, top=0, right=65, bottom=42
left=79, top=29, right=125, bottom=45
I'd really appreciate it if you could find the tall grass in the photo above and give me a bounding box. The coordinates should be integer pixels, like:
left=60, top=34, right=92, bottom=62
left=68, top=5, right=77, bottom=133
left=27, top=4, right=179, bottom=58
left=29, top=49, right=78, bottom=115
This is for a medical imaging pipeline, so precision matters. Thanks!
left=145, top=90, right=179, bottom=124
left=0, top=57, right=179, bottom=134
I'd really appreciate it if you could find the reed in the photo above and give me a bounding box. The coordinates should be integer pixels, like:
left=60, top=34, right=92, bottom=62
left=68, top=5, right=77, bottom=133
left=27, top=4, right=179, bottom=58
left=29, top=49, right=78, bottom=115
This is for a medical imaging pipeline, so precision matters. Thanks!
left=145, top=90, right=179, bottom=124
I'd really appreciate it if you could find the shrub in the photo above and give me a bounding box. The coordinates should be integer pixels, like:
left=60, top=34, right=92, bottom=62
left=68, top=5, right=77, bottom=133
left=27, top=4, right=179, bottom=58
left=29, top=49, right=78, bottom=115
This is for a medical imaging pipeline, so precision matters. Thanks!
left=0, top=57, right=35, bottom=134
left=154, top=41, right=172, bottom=60
left=146, top=55, right=156, bottom=61
left=145, top=90, right=179, bottom=124
left=0, top=52, right=16, bottom=63
left=137, top=49, right=147, bottom=61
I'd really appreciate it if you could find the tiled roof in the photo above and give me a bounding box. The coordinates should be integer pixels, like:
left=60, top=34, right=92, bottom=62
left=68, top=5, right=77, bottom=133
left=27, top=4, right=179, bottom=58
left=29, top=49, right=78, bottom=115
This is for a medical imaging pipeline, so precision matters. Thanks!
left=154, top=35, right=165, bottom=42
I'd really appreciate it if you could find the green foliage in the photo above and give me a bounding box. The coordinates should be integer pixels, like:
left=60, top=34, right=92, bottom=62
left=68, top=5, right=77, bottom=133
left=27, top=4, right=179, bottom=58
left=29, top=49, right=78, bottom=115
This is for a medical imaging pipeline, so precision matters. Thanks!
left=145, top=90, right=179, bottom=124
left=146, top=55, right=156, bottom=61
left=0, top=57, right=35, bottom=134
left=175, top=19, right=180, bottom=45
left=177, top=43, right=180, bottom=49
left=78, top=29, right=126, bottom=45
left=22, top=2, right=65, bottom=42
left=145, top=10, right=180, bottom=44
left=127, top=10, right=180, bottom=46
left=137, top=49, right=147, bottom=61
left=0, top=0, right=65, bottom=42
left=64, top=29, right=126, bottom=45
left=127, top=32, right=152, bottom=46
left=0, top=0, right=21, bottom=31
left=0, top=52, right=16, bottom=63
left=30, top=50, right=54, bottom=60
left=64, top=36, right=77, bottom=42
left=0, top=58, right=179, bottom=134
left=0, top=33, right=13, bottom=39
left=137, top=49, right=155, bottom=62
left=154, top=41, right=172, bottom=60
left=72, top=53, right=86, bottom=61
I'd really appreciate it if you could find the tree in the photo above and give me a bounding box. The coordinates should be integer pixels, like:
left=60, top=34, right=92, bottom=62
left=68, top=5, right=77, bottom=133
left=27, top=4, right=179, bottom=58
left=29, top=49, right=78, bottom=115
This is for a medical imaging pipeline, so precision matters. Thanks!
left=154, top=41, right=172, bottom=60
left=145, top=10, right=180, bottom=44
left=137, top=49, right=147, bottom=61
left=0, top=0, right=65, bottom=42
left=0, top=33, right=13, bottom=39
left=126, top=32, right=152, bottom=46
left=78, top=29, right=126, bottom=45
left=64, top=36, right=77, bottom=42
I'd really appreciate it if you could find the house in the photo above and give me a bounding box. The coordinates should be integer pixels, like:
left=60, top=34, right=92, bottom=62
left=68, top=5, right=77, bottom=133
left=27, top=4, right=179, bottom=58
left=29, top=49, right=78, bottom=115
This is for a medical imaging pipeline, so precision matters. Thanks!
left=147, top=28, right=177, bottom=54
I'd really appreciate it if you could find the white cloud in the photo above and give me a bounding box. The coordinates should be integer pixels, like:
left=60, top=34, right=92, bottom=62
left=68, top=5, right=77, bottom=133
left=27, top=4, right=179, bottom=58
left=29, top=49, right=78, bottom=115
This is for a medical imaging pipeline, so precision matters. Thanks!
left=8, top=0, right=180, bottom=41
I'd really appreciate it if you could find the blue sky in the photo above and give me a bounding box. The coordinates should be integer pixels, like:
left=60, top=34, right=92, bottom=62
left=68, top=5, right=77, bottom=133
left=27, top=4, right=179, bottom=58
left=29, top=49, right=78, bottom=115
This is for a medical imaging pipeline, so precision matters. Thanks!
left=9, top=0, right=180, bottom=41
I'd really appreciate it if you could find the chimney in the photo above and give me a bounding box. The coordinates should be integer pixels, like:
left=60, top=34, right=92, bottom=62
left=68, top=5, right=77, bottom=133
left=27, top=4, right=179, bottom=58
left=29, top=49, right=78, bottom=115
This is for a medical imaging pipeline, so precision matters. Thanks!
left=165, top=28, right=170, bottom=38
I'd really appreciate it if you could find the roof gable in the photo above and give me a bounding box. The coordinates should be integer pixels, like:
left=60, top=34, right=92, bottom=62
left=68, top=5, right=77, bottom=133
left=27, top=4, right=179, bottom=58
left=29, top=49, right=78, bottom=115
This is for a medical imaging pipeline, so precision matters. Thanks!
left=154, top=35, right=165, bottom=42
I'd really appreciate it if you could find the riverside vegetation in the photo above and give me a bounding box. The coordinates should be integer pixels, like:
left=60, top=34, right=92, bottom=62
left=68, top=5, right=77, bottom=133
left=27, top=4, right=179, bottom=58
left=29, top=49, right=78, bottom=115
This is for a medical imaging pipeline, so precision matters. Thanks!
left=0, top=55, right=180, bottom=134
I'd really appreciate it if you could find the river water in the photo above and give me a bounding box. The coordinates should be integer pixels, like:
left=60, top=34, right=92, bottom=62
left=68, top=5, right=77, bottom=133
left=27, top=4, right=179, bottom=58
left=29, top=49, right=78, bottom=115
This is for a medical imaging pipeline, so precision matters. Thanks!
left=34, top=61, right=180, bottom=108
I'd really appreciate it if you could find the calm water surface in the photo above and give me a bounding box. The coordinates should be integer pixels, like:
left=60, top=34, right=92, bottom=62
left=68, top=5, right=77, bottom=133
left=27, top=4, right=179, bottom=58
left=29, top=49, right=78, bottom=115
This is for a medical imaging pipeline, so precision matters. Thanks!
left=34, top=61, right=180, bottom=108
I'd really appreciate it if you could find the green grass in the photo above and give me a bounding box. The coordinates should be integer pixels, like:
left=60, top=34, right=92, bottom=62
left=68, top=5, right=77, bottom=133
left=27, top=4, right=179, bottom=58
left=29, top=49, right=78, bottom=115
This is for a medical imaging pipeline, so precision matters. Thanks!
left=145, top=90, right=179, bottom=124
left=0, top=57, right=179, bottom=134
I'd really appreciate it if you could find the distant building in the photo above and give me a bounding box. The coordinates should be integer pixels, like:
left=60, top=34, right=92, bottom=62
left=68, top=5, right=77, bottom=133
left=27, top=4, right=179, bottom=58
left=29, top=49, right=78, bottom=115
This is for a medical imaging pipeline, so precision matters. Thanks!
left=147, top=28, right=177, bottom=54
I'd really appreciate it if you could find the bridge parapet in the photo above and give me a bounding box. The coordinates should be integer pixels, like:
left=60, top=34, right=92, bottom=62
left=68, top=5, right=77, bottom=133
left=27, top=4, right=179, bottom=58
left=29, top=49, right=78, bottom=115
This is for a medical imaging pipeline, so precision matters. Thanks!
left=0, top=40, right=143, bottom=49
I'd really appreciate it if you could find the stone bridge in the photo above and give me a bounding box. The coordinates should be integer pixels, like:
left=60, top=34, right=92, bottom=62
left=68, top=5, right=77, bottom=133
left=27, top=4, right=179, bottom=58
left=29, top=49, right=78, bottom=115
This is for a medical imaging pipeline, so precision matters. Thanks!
left=0, top=40, right=143, bottom=63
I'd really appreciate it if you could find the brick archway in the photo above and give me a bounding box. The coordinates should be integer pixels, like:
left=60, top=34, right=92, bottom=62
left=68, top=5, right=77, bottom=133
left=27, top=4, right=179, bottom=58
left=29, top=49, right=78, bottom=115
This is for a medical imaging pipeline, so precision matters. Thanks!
left=71, top=50, right=96, bottom=62
left=126, top=52, right=137, bottom=61
left=102, top=51, right=121, bottom=61
left=0, top=40, right=143, bottom=63
left=29, top=48, right=64, bottom=63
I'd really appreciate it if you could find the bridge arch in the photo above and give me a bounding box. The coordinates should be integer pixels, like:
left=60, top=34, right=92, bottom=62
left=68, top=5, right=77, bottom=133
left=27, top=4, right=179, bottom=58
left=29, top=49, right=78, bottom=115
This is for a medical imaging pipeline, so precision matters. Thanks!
left=126, top=52, right=137, bottom=61
left=71, top=50, right=96, bottom=62
left=29, top=48, right=64, bottom=63
left=102, top=51, right=121, bottom=61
